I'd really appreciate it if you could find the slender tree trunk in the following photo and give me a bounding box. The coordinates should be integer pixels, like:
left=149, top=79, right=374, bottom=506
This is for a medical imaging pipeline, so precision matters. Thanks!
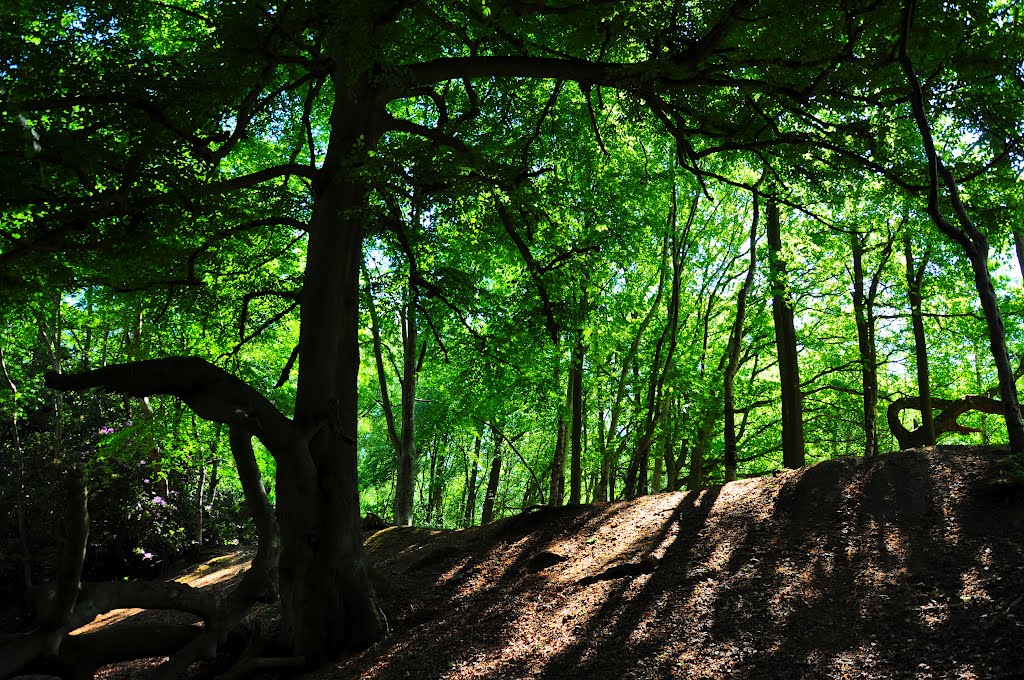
left=626, top=193, right=689, bottom=497
left=464, top=435, right=480, bottom=526
left=395, top=286, right=420, bottom=526
left=664, top=401, right=679, bottom=491
left=194, top=451, right=206, bottom=552
left=549, top=347, right=567, bottom=507
left=651, top=449, right=663, bottom=493
left=568, top=338, right=584, bottom=505
left=39, top=292, right=64, bottom=456
left=724, top=194, right=758, bottom=481
left=851, top=233, right=878, bottom=457
left=903, top=233, right=935, bottom=446
left=480, top=427, right=502, bottom=525
left=975, top=338, right=991, bottom=445
left=595, top=406, right=609, bottom=502
left=366, top=268, right=421, bottom=526
left=766, top=199, right=805, bottom=468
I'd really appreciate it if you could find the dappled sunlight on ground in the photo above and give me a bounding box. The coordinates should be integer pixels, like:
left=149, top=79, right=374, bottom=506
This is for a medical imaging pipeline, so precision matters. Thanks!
left=70, top=548, right=253, bottom=636
left=319, top=447, right=1024, bottom=679
left=86, top=447, right=1024, bottom=679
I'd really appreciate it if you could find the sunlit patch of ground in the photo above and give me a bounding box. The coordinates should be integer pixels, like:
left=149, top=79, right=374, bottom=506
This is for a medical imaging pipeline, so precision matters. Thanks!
left=70, top=548, right=254, bottom=635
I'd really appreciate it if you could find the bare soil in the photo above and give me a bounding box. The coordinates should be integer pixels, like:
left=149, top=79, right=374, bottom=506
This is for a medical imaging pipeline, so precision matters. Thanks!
left=89, top=446, right=1024, bottom=679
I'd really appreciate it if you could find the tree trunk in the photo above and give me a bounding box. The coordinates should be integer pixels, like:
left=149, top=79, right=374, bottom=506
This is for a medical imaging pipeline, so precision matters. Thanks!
left=464, top=435, right=480, bottom=526
left=549, top=349, right=567, bottom=507
left=480, top=427, right=502, bottom=525
left=595, top=406, right=609, bottom=502
left=724, top=194, right=758, bottom=482
left=903, top=233, right=935, bottom=445
left=766, top=198, right=805, bottom=469
left=1013, top=228, right=1024, bottom=282
left=395, top=285, right=420, bottom=526
left=283, top=68, right=385, bottom=660
left=568, top=337, right=585, bottom=505
left=366, top=269, right=420, bottom=527
left=851, top=233, right=878, bottom=457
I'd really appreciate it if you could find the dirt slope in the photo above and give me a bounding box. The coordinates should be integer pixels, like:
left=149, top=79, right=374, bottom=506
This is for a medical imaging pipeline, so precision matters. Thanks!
left=89, top=446, right=1024, bottom=679
left=326, top=446, right=1024, bottom=680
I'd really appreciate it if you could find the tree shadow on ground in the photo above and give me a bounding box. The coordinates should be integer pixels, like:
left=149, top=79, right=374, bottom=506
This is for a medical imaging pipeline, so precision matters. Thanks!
left=333, top=448, right=1024, bottom=680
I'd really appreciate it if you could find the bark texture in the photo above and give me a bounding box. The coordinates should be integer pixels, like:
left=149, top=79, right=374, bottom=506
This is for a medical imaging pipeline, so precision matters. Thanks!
left=766, top=199, right=805, bottom=469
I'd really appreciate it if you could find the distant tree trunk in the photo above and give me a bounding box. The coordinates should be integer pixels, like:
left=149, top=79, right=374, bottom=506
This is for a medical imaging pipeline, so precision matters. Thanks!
left=596, top=235, right=670, bottom=503
left=195, top=461, right=206, bottom=549
left=38, top=292, right=64, bottom=457
left=664, top=400, right=682, bottom=491
left=687, top=409, right=719, bottom=491
left=673, top=437, right=689, bottom=492
left=549, top=351, right=567, bottom=507
left=366, top=270, right=422, bottom=527
left=480, top=427, right=502, bottom=525
left=686, top=434, right=704, bottom=491
left=595, top=406, right=609, bottom=502
left=651, top=449, right=663, bottom=493
left=425, top=439, right=438, bottom=524
left=899, top=12, right=1024, bottom=452
left=975, top=339, right=991, bottom=445
left=766, top=198, right=805, bottom=469
left=625, top=193, right=690, bottom=499
left=903, top=233, right=935, bottom=446
left=464, top=435, right=480, bottom=526
left=568, top=337, right=585, bottom=505
left=851, top=230, right=893, bottom=457
left=395, top=286, right=421, bottom=526
left=724, top=194, right=759, bottom=482
left=851, top=234, right=878, bottom=457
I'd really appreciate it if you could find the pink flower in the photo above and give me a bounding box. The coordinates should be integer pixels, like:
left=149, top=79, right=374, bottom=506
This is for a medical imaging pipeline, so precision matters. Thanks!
left=152, top=496, right=168, bottom=507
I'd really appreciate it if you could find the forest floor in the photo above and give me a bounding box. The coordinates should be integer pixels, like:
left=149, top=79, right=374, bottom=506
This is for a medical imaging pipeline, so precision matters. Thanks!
left=86, top=445, right=1024, bottom=679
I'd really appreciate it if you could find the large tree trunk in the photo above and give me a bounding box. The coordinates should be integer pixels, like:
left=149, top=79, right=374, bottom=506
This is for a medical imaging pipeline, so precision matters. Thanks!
left=284, top=69, right=385, bottom=661
left=766, top=198, right=805, bottom=469
left=903, top=233, right=935, bottom=445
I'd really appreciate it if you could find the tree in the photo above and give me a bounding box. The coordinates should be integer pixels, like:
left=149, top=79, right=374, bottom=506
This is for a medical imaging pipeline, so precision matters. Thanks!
left=897, top=0, right=1024, bottom=451
left=7, top=0, right=1024, bottom=673
left=766, top=199, right=805, bottom=469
